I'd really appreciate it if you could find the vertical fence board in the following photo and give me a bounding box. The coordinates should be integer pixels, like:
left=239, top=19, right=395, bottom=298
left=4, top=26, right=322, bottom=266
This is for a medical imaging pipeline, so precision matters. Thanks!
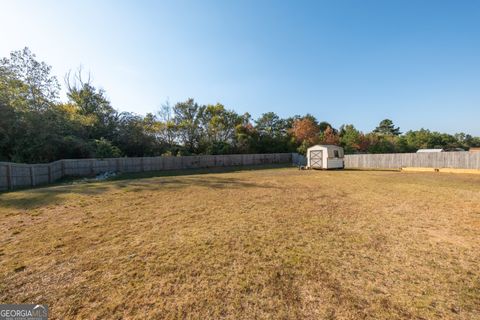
left=6, top=164, right=12, bottom=190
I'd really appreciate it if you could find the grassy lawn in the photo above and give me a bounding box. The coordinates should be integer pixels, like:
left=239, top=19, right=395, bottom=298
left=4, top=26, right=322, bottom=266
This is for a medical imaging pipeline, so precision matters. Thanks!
left=0, top=167, right=479, bottom=319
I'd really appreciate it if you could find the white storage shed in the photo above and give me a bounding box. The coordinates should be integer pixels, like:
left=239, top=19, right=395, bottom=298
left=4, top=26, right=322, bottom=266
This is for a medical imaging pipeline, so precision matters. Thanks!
left=307, top=145, right=345, bottom=169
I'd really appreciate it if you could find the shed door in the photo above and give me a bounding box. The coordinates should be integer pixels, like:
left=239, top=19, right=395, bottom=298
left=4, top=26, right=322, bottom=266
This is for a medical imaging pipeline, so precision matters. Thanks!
left=310, top=150, right=323, bottom=168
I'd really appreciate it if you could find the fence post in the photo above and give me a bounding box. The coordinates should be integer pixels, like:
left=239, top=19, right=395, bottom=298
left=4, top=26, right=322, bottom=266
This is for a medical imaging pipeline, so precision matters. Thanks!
left=61, top=160, right=65, bottom=178
left=48, top=164, right=52, bottom=183
left=30, top=166, right=36, bottom=186
left=6, top=164, right=12, bottom=190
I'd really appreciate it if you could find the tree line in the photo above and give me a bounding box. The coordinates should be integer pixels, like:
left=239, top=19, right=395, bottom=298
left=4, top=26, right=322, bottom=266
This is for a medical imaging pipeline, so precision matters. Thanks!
left=1, top=48, right=479, bottom=163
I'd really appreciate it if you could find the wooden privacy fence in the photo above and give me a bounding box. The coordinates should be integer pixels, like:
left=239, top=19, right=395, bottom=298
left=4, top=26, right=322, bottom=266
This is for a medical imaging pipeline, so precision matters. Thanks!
left=0, top=153, right=292, bottom=191
left=345, top=152, right=480, bottom=170
left=3, top=152, right=477, bottom=190
left=292, top=153, right=307, bottom=166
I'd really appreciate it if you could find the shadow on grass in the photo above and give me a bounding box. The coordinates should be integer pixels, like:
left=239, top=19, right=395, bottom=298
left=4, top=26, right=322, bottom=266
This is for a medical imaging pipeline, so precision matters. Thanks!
left=109, top=164, right=290, bottom=181
left=111, top=174, right=278, bottom=194
left=0, top=183, right=114, bottom=210
left=0, top=164, right=290, bottom=209
left=342, top=168, right=401, bottom=172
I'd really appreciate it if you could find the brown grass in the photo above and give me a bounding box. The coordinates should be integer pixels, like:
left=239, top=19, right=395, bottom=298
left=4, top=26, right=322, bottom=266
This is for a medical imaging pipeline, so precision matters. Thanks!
left=0, top=168, right=479, bottom=319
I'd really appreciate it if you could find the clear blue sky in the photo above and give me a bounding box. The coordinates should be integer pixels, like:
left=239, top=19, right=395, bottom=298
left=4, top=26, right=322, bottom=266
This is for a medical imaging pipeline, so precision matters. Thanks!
left=1, top=0, right=479, bottom=135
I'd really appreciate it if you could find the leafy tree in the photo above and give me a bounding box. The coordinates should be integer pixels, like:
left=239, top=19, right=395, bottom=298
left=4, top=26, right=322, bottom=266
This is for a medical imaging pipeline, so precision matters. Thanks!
left=290, top=117, right=320, bottom=145
left=173, top=98, right=203, bottom=153
left=373, top=119, right=401, bottom=136
left=466, top=137, right=480, bottom=148
left=0, top=103, right=17, bottom=161
left=143, top=112, right=163, bottom=145
left=234, top=113, right=257, bottom=154
left=0, top=47, right=59, bottom=111
left=319, top=126, right=340, bottom=145
left=198, top=103, right=242, bottom=153
left=367, top=135, right=396, bottom=153
left=157, top=100, right=178, bottom=147
left=113, top=112, right=159, bottom=157
left=356, top=133, right=373, bottom=153
left=339, top=124, right=361, bottom=154
left=91, top=138, right=122, bottom=158
left=318, top=121, right=335, bottom=133
left=0, top=71, right=25, bottom=160
left=254, top=112, right=293, bottom=153
left=399, top=129, right=468, bottom=151
left=2, top=47, right=480, bottom=163
left=66, top=70, right=118, bottom=140
left=0, top=48, right=67, bottom=162
left=296, top=140, right=311, bottom=156
left=255, top=112, right=288, bottom=138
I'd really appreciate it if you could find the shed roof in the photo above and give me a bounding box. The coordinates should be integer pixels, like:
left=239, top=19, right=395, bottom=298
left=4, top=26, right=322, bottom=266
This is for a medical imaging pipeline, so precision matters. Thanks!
left=307, top=144, right=343, bottom=150
left=417, top=149, right=444, bottom=153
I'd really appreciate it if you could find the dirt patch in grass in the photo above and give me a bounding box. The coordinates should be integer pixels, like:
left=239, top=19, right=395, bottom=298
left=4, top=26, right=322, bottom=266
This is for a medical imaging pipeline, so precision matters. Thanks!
left=0, top=168, right=479, bottom=319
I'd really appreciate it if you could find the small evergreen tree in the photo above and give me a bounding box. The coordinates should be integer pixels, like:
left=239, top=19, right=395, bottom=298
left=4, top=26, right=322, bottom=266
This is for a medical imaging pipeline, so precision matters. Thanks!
left=373, top=119, right=401, bottom=136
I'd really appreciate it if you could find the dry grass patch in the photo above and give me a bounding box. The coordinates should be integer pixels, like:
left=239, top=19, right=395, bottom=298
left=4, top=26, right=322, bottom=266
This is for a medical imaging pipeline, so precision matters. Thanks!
left=0, top=168, right=479, bottom=319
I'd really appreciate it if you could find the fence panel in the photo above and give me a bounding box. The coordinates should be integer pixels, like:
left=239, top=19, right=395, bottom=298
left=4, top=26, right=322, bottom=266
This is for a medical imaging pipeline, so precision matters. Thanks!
left=344, top=152, right=480, bottom=170
left=0, top=165, right=8, bottom=190
left=10, top=165, right=32, bottom=189
left=32, top=165, right=50, bottom=185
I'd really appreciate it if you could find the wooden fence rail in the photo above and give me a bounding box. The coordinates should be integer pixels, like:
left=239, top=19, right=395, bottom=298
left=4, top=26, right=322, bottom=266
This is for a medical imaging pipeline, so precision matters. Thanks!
left=0, top=153, right=292, bottom=191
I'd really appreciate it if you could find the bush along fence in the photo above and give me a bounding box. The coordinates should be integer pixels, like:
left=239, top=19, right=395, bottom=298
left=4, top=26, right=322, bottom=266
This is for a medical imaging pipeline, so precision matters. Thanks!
left=344, top=152, right=480, bottom=170
left=0, top=153, right=293, bottom=191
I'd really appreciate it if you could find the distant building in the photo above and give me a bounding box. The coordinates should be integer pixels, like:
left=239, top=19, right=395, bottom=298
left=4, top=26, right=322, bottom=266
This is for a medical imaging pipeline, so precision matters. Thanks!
left=469, top=147, right=480, bottom=154
left=444, top=148, right=466, bottom=152
left=417, top=149, right=444, bottom=153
